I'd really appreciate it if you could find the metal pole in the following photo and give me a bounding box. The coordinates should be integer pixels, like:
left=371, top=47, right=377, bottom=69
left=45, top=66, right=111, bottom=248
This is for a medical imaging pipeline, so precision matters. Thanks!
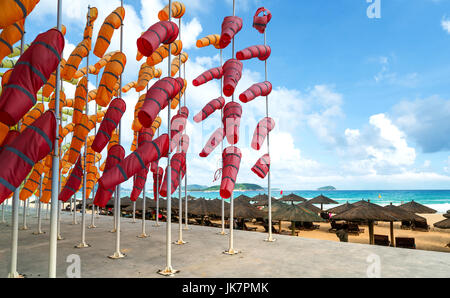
left=20, top=199, right=28, bottom=230
left=137, top=181, right=147, bottom=238
left=75, top=5, right=91, bottom=249
left=183, top=62, right=188, bottom=230
left=224, top=0, right=239, bottom=255
left=72, top=193, right=77, bottom=224
left=57, top=79, right=64, bottom=240
left=109, top=0, right=125, bottom=259
left=158, top=0, right=178, bottom=276
left=218, top=48, right=226, bottom=236
left=154, top=140, right=160, bottom=227
left=33, top=174, right=44, bottom=235
left=132, top=201, right=136, bottom=223
left=1, top=202, right=5, bottom=223
left=88, top=101, right=98, bottom=229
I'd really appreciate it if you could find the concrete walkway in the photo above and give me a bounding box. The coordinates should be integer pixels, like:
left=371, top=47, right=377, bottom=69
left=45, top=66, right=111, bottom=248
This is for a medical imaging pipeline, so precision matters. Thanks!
left=0, top=210, right=449, bottom=278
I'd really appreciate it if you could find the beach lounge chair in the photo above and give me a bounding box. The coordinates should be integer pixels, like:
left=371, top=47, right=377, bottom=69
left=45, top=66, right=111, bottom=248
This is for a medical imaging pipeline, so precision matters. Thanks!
left=244, top=222, right=257, bottom=231
left=374, top=234, right=390, bottom=246
left=195, top=218, right=203, bottom=225
left=329, top=221, right=343, bottom=233
left=412, top=220, right=430, bottom=232
left=204, top=218, right=221, bottom=228
left=348, top=223, right=364, bottom=235
left=300, top=222, right=320, bottom=230
left=401, top=221, right=411, bottom=230
left=395, top=237, right=416, bottom=249
left=263, top=223, right=278, bottom=234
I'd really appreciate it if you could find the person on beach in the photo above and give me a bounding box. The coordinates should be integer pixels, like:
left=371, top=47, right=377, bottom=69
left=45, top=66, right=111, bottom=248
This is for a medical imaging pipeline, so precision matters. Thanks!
left=336, top=224, right=348, bottom=242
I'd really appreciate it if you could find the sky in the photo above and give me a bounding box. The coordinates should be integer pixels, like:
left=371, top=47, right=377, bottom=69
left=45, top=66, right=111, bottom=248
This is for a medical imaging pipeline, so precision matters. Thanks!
left=16, top=0, right=450, bottom=190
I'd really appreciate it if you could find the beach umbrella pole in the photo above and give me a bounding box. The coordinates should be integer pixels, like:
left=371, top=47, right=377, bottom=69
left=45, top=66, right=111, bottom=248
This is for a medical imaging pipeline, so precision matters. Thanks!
left=158, top=0, right=179, bottom=276
left=390, top=221, right=395, bottom=247
left=109, top=0, right=125, bottom=259
left=137, top=183, right=148, bottom=238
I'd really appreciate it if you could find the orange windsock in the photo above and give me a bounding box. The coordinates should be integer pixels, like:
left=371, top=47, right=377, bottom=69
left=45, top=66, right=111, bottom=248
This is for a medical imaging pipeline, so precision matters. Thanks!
left=108, top=130, right=119, bottom=150
left=171, top=79, right=187, bottom=109
left=0, top=122, right=9, bottom=145
left=0, top=19, right=24, bottom=63
left=60, top=122, right=74, bottom=140
left=196, top=34, right=221, bottom=49
left=0, top=0, right=39, bottom=29
left=171, top=52, right=188, bottom=76
left=88, top=89, right=97, bottom=103
left=135, top=63, right=154, bottom=92
left=85, top=165, right=99, bottom=198
left=73, top=77, right=88, bottom=125
left=62, top=39, right=90, bottom=81
left=151, top=116, right=162, bottom=133
left=122, top=81, right=136, bottom=93
left=130, top=131, right=138, bottom=151
left=1, top=69, right=13, bottom=88
left=154, top=68, right=162, bottom=78
left=42, top=58, right=66, bottom=98
left=83, top=7, right=98, bottom=47
left=94, top=51, right=118, bottom=71
left=96, top=52, right=126, bottom=107
left=158, top=1, right=186, bottom=21
left=93, top=7, right=125, bottom=58
left=146, top=40, right=183, bottom=67
left=19, top=161, right=44, bottom=201
left=48, top=90, right=66, bottom=112
left=40, top=160, right=62, bottom=204
left=136, top=50, right=144, bottom=61
left=20, top=103, right=44, bottom=132
left=74, top=65, right=98, bottom=79
left=68, top=114, right=94, bottom=164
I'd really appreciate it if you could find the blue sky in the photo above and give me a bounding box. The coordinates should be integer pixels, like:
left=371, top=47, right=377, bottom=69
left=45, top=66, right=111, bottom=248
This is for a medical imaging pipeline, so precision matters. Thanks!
left=16, top=0, right=450, bottom=190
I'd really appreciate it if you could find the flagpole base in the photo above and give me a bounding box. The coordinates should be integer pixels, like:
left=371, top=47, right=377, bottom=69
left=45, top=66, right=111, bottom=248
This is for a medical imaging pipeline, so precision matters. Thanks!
left=108, top=251, right=125, bottom=259
left=264, top=237, right=276, bottom=242
left=217, top=230, right=227, bottom=235
left=157, top=267, right=179, bottom=276
left=223, top=248, right=241, bottom=255
left=75, top=242, right=90, bottom=248
left=153, top=223, right=161, bottom=227
left=174, top=239, right=187, bottom=245
left=183, top=226, right=189, bottom=230
left=7, top=272, right=23, bottom=278
left=32, top=231, right=45, bottom=235
left=71, top=222, right=78, bottom=225
left=88, top=225, right=97, bottom=229
left=57, top=235, right=64, bottom=240
left=19, top=226, right=29, bottom=230
left=137, top=233, right=149, bottom=238
left=110, top=229, right=116, bottom=233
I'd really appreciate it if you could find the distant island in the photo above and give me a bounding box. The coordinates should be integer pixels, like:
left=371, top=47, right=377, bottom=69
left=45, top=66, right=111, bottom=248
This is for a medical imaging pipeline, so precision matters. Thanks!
left=186, top=183, right=264, bottom=192
left=317, top=186, right=336, bottom=191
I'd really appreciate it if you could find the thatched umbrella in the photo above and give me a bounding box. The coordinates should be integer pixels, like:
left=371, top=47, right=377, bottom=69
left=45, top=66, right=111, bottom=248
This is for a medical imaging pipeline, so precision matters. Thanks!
left=279, top=193, right=306, bottom=203
left=272, top=203, right=324, bottom=235
left=188, top=198, right=215, bottom=216
left=308, top=194, right=338, bottom=210
left=383, top=203, right=426, bottom=246
left=327, top=201, right=354, bottom=214
left=332, top=201, right=397, bottom=244
left=224, top=199, right=263, bottom=219
left=351, top=199, right=370, bottom=207
left=434, top=218, right=450, bottom=229
left=298, top=201, right=322, bottom=214
left=399, top=200, right=437, bottom=214
left=234, top=194, right=253, bottom=203
left=252, top=193, right=273, bottom=202
left=444, top=211, right=450, bottom=219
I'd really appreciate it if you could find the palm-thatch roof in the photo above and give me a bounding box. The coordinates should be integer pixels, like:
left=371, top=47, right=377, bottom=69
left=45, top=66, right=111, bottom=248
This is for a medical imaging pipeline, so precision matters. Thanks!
left=326, top=201, right=354, bottom=214
left=433, top=218, right=450, bottom=229
left=351, top=200, right=370, bottom=207
left=261, top=200, right=288, bottom=214
left=234, top=194, right=252, bottom=202
left=383, top=203, right=426, bottom=222
left=271, top=203, right=325, bottom=222
left=207, top=198, right=230, bottom=216
left=251, top=193, right=276, bottom=202
left=398, top=200, right=437, bottom=214
left=332, top=201, right=397, bottom=222
left=298, top=201, right=322, bottom=214
left=444, top=212, right=450, bottom=219
left=224, top=199, right=263, bottom=219
left=185, top=198, right=211, bottom=215
left=279, top=193, right=306, bottom=202
left=308, top=194, right=338, bottom=205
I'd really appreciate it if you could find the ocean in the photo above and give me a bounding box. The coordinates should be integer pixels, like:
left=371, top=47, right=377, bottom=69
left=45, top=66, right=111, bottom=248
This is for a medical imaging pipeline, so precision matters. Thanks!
left=119, top=189, right=450, bottom=213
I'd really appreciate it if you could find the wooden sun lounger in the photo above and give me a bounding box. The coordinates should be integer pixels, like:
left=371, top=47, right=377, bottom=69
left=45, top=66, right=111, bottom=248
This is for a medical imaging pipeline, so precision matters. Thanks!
left=412, top=221, right=430, bottom=232
left=374, top=234, right=390, bottom=246
left=395, top=237, right=416, bottom=249
left=244, top=223, right=257, bottom=231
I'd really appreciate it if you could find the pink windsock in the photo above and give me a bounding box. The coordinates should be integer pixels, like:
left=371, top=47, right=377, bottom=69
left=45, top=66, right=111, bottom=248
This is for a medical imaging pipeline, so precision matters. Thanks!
left=177, top=106, right=189, bottom=118
left=177, top=134, right=189, bottom=154
left=138, top=77, right=184, bottom=128
left=193, top=96, right=225, bottom=123
left=251, top=117, right=275, bottom=150
left=253, top=7, right=272, bottom=34
left=138, top=126, right=154, bottom=147
left=170, top=113, right=187, bottom=150
left=222, top=59, right=243, bottom=97
left=150, top=160, right=159, bottom=173
left=137, top=21, right=179, bottom=57
left=153, top=166, right=163, bottom=200
left=239, top=81, right=272, bottom=103
left=130, top=166, right=149, bottom=202
left=222, top=102, right=242, bottom=145
left=236, top=45, right=271, bottom=61
left=220, top=146, right=242, bottom=199
left=192, top=67, right=223, bottom=86
left=159, top=152, right=186, bottom=197
left=199, top=127, right=225, bottom=158
left=219, top=16, right=243, bottom=49
left=98, top=134, right=169, bottom=190
left=251, top=154, right=270, bottom=179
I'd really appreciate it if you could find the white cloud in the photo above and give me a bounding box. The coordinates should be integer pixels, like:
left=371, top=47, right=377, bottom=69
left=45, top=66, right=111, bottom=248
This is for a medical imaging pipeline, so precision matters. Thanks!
left=442, top=15, right=450, bottom=34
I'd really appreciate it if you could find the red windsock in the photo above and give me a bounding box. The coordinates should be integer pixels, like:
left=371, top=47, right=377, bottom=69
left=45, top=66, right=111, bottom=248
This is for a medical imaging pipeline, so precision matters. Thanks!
left=0, top=110, right=56, bottom=203
left=252, top=154, right=270, bottom=179
left=130, top=166, right=149, bottom=202
left=192, top=67, right=223, bottom=87
left=193, top=97, right=225, bottom=123
left=0, top=130, right=20, bottom=154
left=239, top=81, right=272, bottom=103
left=137, top=21, right=179, bottom=57
left=170, top=114, right=187, bottom=150
left=153, top=166, right=163, bottom=200
left=91, top=97, right=126, bottom=153
left=220, top=146, right=242, bottom=199
left=98, top=134, right=169, bottom=190
left=236, top=45, right=271, bottom=61
left=177, top=106, right=189, bottom=118
left=159, top=152, right=186, bottom=197
left=138, top=77, right=184, bottom=128
left=199, top=127, right=225, bottom=158
left=219, top=16, right=243, bottom=49
left=222, top=102, right=242, bottom=145
left=150, top=160, right=159, bottom=173
left=252, top=117, right=275, bottom=150
left=94, top=145, right=125, bottom=208
left=253, top=7, right=272, bottom=34
left=0, top=29, right=64, bottom=126
left=177, top=134, right=189, bottom=153
left=138, top=126, right=154, bottom=148
left=59, top=156, right=83, bottom=202
left=222, top=59, right=243, bottom=97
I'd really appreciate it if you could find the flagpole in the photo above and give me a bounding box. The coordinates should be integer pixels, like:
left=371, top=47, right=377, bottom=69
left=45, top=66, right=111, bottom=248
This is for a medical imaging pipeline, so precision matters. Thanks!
left=75, top=5, right=91, bottom=249
left=88, top=76, right=99, bottom=229
left=32, top=174, right=44, bottom=235
left=183, top=62, right=188, bottom=230
left=158, top=0, right=179, bottom=276
left=109, top=0, right=125, bottom=259
left=57, top=79, right=64, bottom=241
left=48, top=0, right=62, bottom=277
left=137, top=87, right=149, bottom=238
left=218, top=48, right=226, bottom=236
left=154, top=126, right=160, bottom=227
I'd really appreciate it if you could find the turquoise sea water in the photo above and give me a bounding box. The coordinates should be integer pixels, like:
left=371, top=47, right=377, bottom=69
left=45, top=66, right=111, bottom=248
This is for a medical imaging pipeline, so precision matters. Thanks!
left=121, top=189, right=450, bottom=213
